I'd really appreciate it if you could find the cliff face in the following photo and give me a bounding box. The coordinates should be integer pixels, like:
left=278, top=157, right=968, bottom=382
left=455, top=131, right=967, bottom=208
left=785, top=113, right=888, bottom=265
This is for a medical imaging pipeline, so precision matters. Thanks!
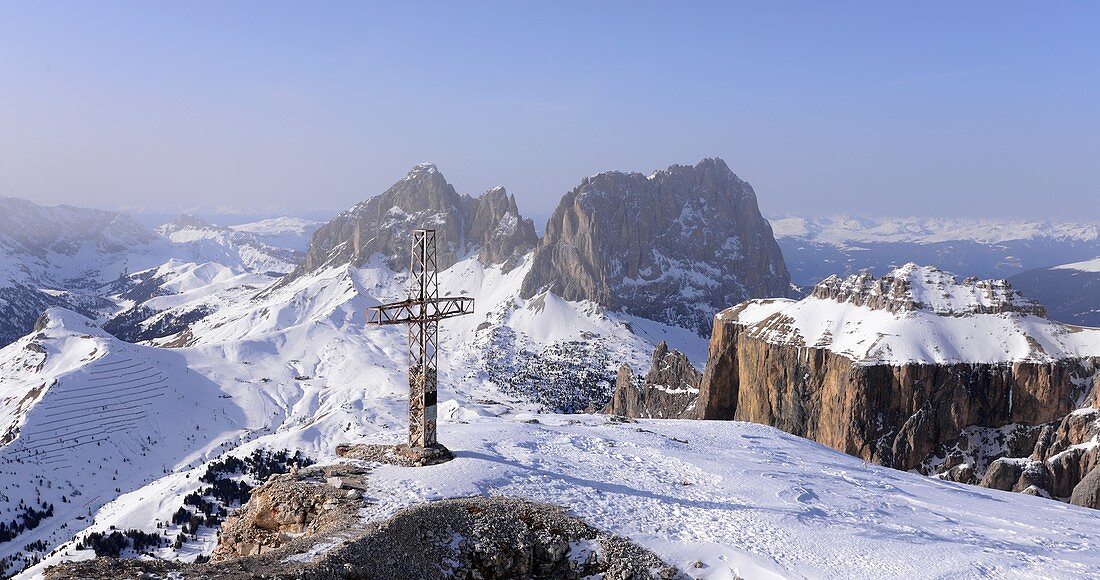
left=696, top=265, right=1100, bottom=503
left=288, top=164, right=537, bottom=280
left=602, top=341, right=700, bottom=419
left=697, top=314, right=1095, bottom=470
left=520, top=158, right=789, bottom=336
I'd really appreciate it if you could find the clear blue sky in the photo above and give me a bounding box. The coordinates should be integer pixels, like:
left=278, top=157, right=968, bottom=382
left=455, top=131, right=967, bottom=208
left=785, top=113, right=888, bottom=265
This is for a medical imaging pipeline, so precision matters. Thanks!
left=1, top=2, right=1097, bottom=221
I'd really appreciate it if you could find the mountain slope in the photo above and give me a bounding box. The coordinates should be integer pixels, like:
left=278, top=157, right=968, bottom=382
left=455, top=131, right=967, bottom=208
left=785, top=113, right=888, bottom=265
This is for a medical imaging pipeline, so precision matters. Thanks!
left=0, top=198, right=320, bottom=349
left=521, top=158, right=790, bottom=336
left=157, top=215, right=320, bottom=276
left=1009, top=257, right=1100, bottom=327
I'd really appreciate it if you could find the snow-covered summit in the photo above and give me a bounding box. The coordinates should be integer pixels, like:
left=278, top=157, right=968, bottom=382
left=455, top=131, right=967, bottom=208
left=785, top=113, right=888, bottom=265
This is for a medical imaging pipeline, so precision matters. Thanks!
left=723, top=265, right=1100, bottom=365
left=811, top=263, right=1047, bottom=317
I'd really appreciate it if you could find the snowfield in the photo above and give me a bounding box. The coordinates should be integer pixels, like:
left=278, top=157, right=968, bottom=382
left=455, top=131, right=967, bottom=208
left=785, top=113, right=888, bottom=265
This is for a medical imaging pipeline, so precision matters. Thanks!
left=24, top=412, right=1100, bottom=579
left=352, top=414, right=1100, bottom=579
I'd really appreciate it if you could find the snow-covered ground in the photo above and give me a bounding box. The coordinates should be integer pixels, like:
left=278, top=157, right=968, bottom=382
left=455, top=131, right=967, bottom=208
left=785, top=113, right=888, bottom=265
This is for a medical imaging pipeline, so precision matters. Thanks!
left=27, top=411, right=1100, bottom=579
left=0, top=252, right=709, bottom=576
left=352, top=414, right=1100, bottom=579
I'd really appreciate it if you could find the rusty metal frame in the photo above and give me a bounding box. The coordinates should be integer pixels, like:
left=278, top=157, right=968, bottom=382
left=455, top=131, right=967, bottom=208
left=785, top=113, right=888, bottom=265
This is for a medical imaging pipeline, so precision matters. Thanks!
left=365, top=229, right=474, bottom=448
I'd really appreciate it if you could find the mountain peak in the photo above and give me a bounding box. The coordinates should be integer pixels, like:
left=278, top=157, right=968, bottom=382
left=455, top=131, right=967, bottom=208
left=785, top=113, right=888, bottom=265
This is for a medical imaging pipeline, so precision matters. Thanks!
left=165, top=213, right=216, bottom=231
left=405, top=162, right=440, bottom=179
left=811, top=264, right=1046, bottom=317
left=521, top=159, right=789, bottom=335
left=287, top=165, right=537, bottom=279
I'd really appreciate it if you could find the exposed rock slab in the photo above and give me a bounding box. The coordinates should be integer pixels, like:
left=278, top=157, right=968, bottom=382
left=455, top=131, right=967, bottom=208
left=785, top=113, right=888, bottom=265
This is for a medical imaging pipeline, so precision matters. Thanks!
left=285, top=164, right=537, bottom=284
left=520, top=158, right=789, bottom=335
left=602, top=341, right=700, bottom=418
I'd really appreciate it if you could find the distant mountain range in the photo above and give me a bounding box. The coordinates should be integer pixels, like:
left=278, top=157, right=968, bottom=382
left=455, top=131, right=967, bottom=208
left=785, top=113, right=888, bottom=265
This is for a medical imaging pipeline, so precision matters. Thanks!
left=771, top=214, right=1100, bottom=288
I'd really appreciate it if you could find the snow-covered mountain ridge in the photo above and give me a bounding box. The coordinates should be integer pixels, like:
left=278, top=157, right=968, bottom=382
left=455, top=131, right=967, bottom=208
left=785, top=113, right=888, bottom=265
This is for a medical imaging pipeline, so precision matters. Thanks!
left=0, top=198, right=320, bottom=349
left=771, top=214, right=1100, bottom=287
left=726, top=264, right=1099, bottom=365
left=771, top=215, right=1100, bottom=245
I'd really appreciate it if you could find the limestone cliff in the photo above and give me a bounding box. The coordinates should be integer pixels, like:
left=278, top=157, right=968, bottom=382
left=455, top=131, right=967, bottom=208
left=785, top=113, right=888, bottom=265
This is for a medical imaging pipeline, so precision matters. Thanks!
left=520, top=158, right=790, bottom=336
left=696, top=265, right=1100, bottom=504
left=285, top=164, right=537, bottom=282
left=602, top=341, right=700, bottom=418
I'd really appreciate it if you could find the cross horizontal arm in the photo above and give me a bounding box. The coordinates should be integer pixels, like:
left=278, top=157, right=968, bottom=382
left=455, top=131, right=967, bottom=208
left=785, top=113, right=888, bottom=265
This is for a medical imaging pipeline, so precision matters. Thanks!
left=367, top=296, right=475, bottom=325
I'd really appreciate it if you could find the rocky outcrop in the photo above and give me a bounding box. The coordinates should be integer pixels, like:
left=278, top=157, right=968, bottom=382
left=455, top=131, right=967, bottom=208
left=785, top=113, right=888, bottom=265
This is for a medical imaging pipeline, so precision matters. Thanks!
left=286, top=164, right=537, bottom=282
left=520, top=158, right=789, bottom=335
left=603, top=341, right=700, bottom=418
left=49, top=465, right=684, bottom=580
left=212, top=465, right=365, bottom=561
left=695, top=266, right=1100, bottom=506
left=812, top=267, right=1047, bottom=317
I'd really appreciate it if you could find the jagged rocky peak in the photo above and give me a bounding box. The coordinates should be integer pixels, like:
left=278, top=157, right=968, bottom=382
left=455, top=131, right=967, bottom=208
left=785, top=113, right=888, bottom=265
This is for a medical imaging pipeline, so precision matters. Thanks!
left=290, top=163, right=537, bottom=279
left=520, top=158, right=790, bottom=336
left=812, top=263, right=1047, bottom=317
left=603, top=341, right=701, bottom=419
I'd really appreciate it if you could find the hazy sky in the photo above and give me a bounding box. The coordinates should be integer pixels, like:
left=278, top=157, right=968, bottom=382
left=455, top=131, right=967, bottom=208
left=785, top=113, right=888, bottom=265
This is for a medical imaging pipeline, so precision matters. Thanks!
left=1, top=2, right=1098, bottom=221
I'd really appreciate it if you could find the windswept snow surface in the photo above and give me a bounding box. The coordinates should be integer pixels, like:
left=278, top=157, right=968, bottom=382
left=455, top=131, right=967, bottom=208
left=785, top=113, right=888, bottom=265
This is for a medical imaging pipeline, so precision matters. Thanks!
left=350, top=414, right=1100, bottom=579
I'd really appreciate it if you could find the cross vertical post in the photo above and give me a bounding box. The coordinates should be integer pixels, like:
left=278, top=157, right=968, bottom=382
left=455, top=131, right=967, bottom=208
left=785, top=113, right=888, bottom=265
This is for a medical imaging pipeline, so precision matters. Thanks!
left=409, top=229, right=439, bottom=448
left=366, top=228, right=474, bottom=450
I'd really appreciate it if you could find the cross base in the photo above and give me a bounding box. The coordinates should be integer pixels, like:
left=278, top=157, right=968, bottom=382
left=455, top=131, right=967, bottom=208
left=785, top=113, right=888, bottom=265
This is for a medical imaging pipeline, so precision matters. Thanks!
left=335, top=442, right=454, bottom=467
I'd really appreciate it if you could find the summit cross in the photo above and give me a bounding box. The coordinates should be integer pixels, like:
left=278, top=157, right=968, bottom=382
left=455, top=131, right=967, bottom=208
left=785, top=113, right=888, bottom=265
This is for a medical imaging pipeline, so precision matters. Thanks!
left=366, top=229, right=474, bottom=449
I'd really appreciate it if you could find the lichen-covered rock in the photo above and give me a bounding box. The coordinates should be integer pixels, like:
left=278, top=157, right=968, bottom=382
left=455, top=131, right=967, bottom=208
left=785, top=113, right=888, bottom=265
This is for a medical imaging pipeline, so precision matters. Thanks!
left=602, top=341, right=700, bottom=418
left=520, top=158, right=789, bottom=336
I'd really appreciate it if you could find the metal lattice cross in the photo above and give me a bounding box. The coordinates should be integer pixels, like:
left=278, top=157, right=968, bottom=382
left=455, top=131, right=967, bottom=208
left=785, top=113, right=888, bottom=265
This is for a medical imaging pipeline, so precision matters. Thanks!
left=366, top=229, right=474, bottom=448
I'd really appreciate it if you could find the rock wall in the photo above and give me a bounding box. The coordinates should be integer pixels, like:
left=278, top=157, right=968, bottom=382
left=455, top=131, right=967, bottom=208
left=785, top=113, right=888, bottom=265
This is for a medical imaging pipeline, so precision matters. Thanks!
left=696, top=314, right=1099, bottom=472
left=520, top=158, right=789, bottom=335
left=287, top=163, right=537, bottom=282
left=602, top=341, right=700, bottom=418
